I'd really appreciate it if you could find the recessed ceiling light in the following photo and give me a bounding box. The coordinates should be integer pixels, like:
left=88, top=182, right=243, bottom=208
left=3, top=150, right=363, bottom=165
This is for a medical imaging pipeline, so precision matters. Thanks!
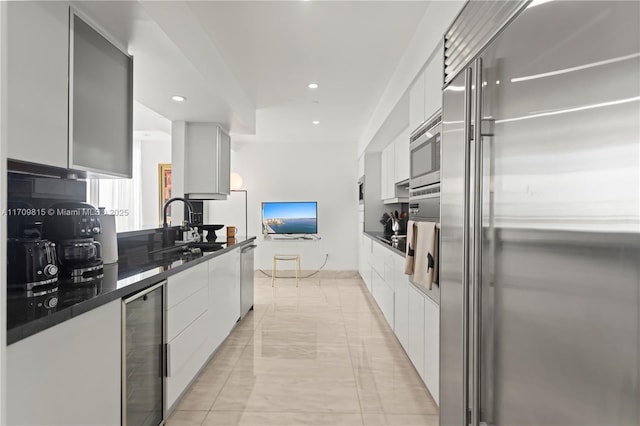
left=308, top=83, right=319, bottom=89
left=312, top=120, right=320, bottom=125
left=172, top=95, right=186, bottom=102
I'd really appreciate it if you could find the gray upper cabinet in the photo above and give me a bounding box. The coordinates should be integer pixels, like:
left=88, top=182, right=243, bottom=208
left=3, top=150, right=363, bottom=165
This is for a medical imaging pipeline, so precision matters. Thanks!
left=6, top=1, right=69, bottom=169
left=185, top=123, right=231, bottom=200
left=69, top=10, right=133, bottom=177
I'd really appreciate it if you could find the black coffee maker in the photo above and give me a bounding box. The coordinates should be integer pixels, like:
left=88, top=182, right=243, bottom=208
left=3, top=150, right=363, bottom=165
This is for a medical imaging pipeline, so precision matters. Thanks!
left=42, top=202, right=104, bottom=284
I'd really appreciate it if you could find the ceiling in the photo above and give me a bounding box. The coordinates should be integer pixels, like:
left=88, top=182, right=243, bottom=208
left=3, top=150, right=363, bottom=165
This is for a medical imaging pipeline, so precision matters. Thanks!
left=74, top=1, right=431, bottom=145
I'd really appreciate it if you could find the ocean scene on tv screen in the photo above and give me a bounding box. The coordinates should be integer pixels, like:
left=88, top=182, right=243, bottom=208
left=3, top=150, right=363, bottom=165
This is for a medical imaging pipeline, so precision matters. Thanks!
left=263, top=202, right=317, bottom=234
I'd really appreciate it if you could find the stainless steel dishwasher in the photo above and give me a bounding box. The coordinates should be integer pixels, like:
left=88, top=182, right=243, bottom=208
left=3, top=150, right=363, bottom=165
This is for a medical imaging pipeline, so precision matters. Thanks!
left=240, top=244, right=257, bottom=319
left=122, top=281, right=166, bottom=426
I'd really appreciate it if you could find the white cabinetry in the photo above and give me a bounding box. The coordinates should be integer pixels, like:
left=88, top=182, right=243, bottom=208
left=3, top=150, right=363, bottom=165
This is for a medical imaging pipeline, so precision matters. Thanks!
left=408, top=284, right=426, bottom=380
left=393, top=257, right=410, bottom=351
left=6, top=1, right=69, bottom=169
left=371, top=245, right=394, bottom=327
left=166, top=262, right=210, bottom=408
left=381, top=128, right=410, bottom=202
left=424, top=44, right=444, bottom=121
left=6, top=300, right=121, bottom=425
left=380, top=143, right=395, bottom=201
left=166, top=245, right=243, bottom=409
left=409, top=44, right=445, bottom=133
left=364, top=238, right=440, bottom=403
left=208, top=249, right=241, bottom=354
left=394, top=128, right=410, bottom=183
left=424, top=295, right=440, bottom=403
left=359, top=234, right=372, bottom=291
left=409, top=69, right=426, bottom=132
left=185, top=123, right=231, bottom=200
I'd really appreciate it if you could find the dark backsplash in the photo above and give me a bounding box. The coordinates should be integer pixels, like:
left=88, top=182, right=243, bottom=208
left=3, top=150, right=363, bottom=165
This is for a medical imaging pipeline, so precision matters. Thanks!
left=7, top=171, right=87, bottom=238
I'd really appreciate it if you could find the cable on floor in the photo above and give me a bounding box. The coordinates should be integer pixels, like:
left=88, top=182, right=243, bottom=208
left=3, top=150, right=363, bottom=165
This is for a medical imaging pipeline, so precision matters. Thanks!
left=259, top=253, right=329, bottom=279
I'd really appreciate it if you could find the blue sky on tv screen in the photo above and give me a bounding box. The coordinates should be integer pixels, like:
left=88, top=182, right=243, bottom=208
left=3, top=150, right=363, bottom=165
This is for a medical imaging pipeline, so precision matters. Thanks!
left=263, top=202, right=316, bottom=220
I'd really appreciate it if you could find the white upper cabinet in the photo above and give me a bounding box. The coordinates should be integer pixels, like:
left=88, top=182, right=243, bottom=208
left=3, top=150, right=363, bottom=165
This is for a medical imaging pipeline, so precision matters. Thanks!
left=409, top=69, right=426, bottom=132
left=6, top=1, right=69, bottom=169
left=393, top=127, right=410, bottom=183
left=380, top=143, right=395, bottom=201
left=409, top=43, right=445, bottom=133
left=70, top=10, right=133, bottom=177
left=424, top=43, right=444, bottom=121
left=185, top=123, right=231, bottom=200
left=381, top=127, right=410, bottom=202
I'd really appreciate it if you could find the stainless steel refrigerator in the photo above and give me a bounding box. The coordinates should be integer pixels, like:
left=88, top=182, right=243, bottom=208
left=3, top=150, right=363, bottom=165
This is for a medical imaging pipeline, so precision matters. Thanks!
left=440, top=1, right=639, bottom=425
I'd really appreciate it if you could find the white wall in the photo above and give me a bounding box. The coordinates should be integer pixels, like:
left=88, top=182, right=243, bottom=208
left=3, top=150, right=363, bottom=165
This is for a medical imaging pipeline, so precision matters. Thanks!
left=140, top=137, right=171, bottom=229
left=170, top=121, right=187, bottom=225
left=207, top=142, right=359, bottom=271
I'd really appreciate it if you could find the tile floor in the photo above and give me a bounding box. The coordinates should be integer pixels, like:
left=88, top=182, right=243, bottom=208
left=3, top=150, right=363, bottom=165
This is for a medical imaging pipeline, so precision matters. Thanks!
left=167, top=276, right=439, bottom=426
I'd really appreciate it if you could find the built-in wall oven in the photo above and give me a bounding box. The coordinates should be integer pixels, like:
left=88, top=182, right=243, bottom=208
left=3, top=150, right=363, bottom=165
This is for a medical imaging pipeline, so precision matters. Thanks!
left=409, top=110, right=441, bottom=304
left=409, top=110, right=441, bottom=200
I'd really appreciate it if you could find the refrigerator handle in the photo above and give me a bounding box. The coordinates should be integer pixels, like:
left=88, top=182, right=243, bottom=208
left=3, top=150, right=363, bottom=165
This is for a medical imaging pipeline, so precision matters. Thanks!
left=462, top=65, right=473, bottom=426
left=471, top=57, right=485, bottom=426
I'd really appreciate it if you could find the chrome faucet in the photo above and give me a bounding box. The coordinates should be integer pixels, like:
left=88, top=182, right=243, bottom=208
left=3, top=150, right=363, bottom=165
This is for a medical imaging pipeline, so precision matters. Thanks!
left=163, top=197, right=194, bottom=228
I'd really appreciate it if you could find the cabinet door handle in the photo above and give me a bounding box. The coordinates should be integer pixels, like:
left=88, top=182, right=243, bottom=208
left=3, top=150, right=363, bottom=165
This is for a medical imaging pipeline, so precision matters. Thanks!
left=165, top=342, right=171, bottom=377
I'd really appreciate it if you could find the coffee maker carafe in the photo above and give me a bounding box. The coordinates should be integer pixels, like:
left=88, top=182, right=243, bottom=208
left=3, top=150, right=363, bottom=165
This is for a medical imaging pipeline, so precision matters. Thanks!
left=42, top=202, right=104, bottom=284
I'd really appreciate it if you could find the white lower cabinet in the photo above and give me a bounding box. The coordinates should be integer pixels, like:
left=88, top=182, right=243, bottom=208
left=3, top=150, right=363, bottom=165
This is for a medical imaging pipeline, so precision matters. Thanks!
left=408, top=285, right=426, bottom=380
left=424, top=295, right=440, bottom=403
left=166, top=262, right=210, bottom=408
left=394, top=262, right=410, bottom=351
left=360, top=236, right=440, bottom=404
left=6, top=300, right=121, bottom=426
left=208, top=248, right=241, bottom=353
left=372, top=267, right=394, bottom=328
left=359, top=234, right=372, bottom=291
left=166, top=312, right=211, bottom=407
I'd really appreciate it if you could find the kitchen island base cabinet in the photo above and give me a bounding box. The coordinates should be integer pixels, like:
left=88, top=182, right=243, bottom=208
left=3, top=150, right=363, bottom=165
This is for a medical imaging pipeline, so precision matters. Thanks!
left=208, top=249, right=241, bottom=353
left=166, top=312, right=212, bottom=409
left=166, top=262, right=210, bottom=409
left=6, top=299, right=121, bottom=426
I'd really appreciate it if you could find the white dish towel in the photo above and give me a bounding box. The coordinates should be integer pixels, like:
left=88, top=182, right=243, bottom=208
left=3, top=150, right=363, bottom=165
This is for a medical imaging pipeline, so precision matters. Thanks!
left=404, top=220, right=416, bottom=275
left=412, top=221, right=438, bottom=290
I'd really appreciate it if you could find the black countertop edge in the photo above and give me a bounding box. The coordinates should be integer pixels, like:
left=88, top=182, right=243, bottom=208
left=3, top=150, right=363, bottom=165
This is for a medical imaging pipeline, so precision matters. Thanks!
left=363, top=231, right=407, bottom=257
left=7, top=237, right=257, bottom=345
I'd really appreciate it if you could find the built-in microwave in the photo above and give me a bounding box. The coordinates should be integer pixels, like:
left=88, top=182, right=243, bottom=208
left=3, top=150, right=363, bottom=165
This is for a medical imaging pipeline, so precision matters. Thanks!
left=409, top=111, right=441, bottom=199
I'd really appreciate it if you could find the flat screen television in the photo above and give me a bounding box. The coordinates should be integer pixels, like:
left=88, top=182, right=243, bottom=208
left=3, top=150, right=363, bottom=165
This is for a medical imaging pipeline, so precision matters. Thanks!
left=262, top=201, right=318, bottom=234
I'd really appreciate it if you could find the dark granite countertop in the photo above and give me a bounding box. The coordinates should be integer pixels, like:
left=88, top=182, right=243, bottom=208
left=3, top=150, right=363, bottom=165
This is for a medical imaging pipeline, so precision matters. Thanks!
left=7, top=235, right=256, bottom=345
left=364, top=231, right=407, bottom=257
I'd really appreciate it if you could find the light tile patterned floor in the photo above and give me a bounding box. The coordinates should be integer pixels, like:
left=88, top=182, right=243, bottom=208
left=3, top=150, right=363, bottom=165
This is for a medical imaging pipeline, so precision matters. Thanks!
left=167, top=276, right=438, bottom=426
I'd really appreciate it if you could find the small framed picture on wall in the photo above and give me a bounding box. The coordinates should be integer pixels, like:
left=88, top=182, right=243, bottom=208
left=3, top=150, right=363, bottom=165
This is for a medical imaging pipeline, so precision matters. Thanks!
left=158, top=163, right=172, bottom=224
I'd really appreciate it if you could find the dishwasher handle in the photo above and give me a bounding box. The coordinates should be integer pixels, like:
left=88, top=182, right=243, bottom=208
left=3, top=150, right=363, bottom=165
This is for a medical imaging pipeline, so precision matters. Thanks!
left=241, top=244, right=257, bottom=253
